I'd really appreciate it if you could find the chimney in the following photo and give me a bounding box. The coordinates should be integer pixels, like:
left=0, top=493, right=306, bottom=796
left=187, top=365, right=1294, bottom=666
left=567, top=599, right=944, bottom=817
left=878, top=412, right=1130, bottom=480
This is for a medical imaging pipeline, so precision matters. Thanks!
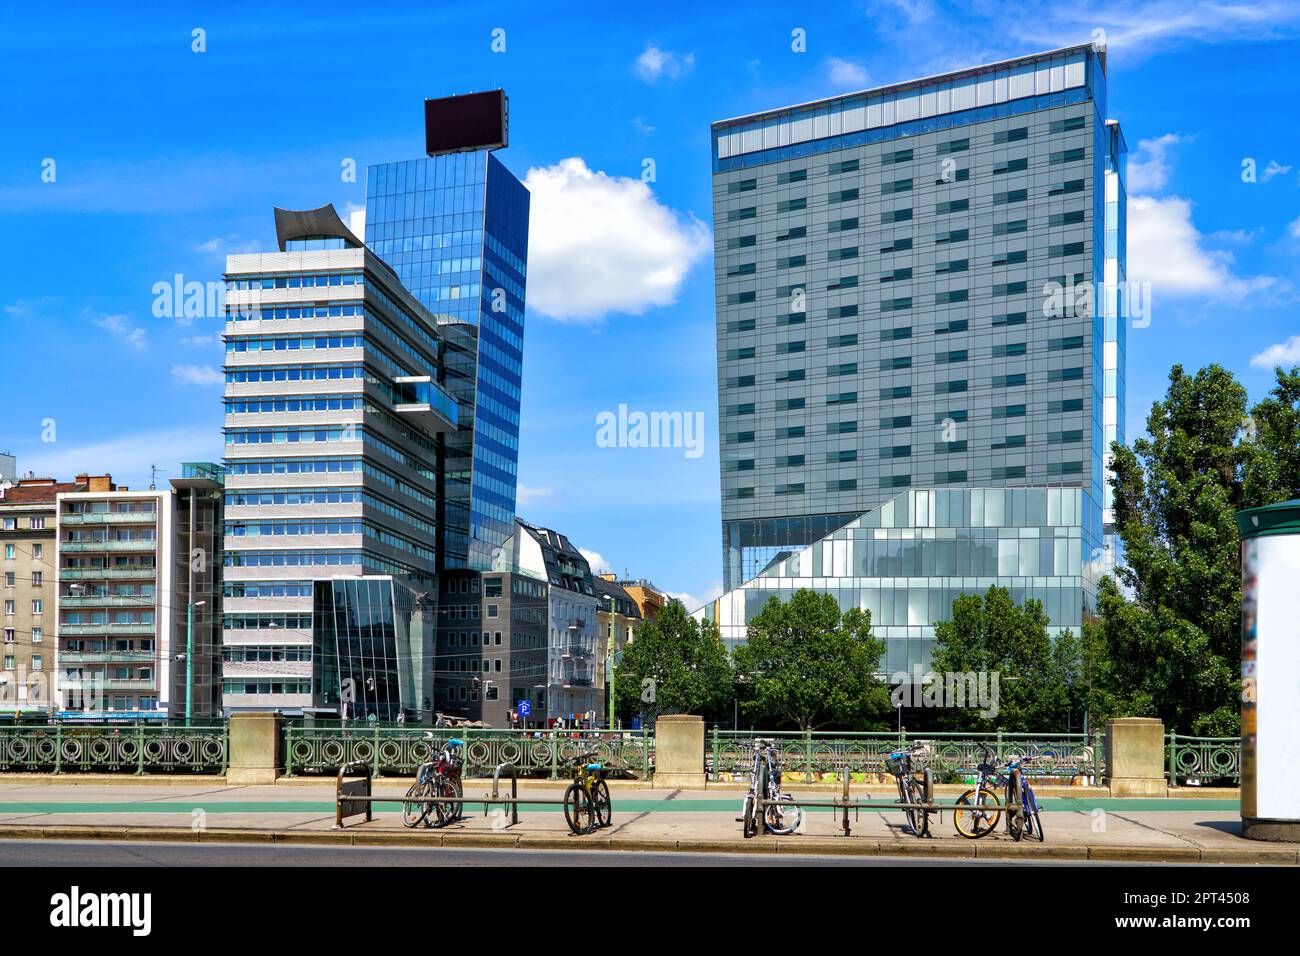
left=86, top=475, right=116, bottom=492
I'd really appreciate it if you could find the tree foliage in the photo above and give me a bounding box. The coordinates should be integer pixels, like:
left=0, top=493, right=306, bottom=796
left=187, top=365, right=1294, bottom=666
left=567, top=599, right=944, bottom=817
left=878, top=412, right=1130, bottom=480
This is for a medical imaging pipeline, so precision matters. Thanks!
left=611, top=601, right=731, bottom=725
left=929, top=586, right=1078, bottom=732
left=1096, top=363, right=1300, bottom=736
left=732, top=589, right=890, bottom=731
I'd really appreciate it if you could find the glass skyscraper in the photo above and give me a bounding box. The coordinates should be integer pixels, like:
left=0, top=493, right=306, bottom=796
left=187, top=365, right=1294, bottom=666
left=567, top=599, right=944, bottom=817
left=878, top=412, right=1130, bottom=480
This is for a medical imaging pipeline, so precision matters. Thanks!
left=365, top=140, right=530, bottom=572
left=703, top=43, right=1126, bottom=669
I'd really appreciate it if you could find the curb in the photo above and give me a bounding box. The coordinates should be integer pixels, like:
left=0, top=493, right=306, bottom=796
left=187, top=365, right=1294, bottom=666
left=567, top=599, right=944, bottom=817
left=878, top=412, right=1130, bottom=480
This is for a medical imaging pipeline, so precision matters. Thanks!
left=0, top=823, right=1292, bottom=863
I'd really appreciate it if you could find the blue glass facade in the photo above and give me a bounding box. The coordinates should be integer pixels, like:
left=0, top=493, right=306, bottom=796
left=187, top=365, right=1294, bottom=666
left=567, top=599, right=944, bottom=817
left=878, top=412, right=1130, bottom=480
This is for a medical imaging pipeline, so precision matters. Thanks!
left=365, top=151, right=529, bottom=571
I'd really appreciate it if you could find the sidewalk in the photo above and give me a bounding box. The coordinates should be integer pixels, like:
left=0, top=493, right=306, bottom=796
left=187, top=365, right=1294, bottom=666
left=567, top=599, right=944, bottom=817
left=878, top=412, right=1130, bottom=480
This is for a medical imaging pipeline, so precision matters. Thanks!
left=0, top=779, right=1288, bottom=863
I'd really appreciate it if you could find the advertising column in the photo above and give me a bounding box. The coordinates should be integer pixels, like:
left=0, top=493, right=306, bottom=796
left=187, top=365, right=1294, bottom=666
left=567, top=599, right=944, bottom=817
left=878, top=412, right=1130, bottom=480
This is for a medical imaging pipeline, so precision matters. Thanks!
left=1236, top=500, right=1300, bottom=841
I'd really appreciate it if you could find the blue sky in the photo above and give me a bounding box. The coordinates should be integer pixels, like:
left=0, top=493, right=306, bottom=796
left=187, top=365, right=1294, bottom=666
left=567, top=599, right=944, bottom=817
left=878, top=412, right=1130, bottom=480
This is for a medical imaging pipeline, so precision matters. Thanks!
left=3, top=1, right=1300, bottom=607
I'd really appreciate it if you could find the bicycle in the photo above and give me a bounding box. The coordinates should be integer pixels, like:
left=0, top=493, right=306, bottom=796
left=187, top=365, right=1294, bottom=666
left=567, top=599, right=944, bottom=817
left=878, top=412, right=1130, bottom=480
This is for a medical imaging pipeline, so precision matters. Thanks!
left=1005, top=753, right=1045, bottom=842
left=953, top=744, right=1003, bottom=839
left=563, top=750, right=612, bottom=835
left=740, top=738, right=803, bottom=838
left=884, top=744, right=933, bottom=838
left=401, top=734, right=464, bottom=829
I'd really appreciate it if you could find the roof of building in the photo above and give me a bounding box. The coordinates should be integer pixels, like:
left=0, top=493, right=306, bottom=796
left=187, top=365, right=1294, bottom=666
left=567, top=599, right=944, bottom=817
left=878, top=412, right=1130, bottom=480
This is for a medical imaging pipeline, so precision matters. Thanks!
left=273, top=204, right=363, bottom=252
left=593, top=576, right=643, bottom=619
left=712, top=42, right=1102, bottom=130
left=0, top=477, right=87, bottom=505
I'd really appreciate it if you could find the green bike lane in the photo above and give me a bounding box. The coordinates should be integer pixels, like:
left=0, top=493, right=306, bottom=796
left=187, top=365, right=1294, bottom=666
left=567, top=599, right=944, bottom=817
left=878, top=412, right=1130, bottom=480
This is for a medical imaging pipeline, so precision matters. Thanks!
left=0, top=780, right=1273, bottom=863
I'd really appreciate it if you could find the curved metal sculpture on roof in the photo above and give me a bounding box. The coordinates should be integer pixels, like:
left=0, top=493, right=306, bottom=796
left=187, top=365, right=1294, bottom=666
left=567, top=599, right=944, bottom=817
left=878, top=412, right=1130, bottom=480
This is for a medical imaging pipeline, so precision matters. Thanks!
left=273, top=204, right=361, bottom=252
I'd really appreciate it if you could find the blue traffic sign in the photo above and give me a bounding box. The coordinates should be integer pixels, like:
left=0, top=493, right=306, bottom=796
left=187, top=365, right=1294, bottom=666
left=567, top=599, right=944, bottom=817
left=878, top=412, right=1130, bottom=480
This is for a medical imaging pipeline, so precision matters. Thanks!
left=517, top=700, right=531, bottom=718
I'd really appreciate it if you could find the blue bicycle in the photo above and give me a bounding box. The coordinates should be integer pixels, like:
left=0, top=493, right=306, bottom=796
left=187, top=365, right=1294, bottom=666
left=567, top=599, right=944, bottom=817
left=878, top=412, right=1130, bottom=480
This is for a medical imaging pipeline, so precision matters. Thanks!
left=1005, top=753, right=1044, bottom=842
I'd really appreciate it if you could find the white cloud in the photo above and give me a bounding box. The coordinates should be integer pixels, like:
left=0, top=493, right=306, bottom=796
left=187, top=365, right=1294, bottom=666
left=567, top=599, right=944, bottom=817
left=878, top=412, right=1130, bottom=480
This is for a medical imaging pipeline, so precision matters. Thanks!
left=579, top=548, right=610, bottom=573
left=1261, top=160, right=1292, bottom=183
left=171, top=364, right=223, bottom=386
left=668, top=581, right=724, bottom=613
left=1288, top=215, right=1300, bottom=239
left=197, top=236, right=260, bottom=256
left=523, top=157, right=710, bottom=322
left=180, top=334, right=218, bottom=347
left=1127, top=195, right=1279, bottom=300
left=826, top=57, right=870, bottom=89
left=515, top=485, right=554, bottom=506
left=1251, top=336, right=1300, bottom=370
left=94, top=313, right=146, bottom=350
left=1127, top=133, right=1184, bottom=194
left=634, top=45, right=694, bottom=82
left=346, top=203, right=366, bottom=243
left=15, top=425, right=222, bottom=487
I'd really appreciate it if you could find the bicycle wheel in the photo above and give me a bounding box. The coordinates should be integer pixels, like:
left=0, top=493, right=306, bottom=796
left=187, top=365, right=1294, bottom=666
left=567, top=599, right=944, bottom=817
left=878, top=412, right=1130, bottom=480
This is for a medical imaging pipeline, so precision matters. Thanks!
left=764, top=794, right=803, bottom=835
left=1026, top=785, right=1044, bottom=842
left=953, top=787, right=1002, bottom=839
left=899, top=778, right=924, bottom=837
left=447, top=776, right=464, bottom=823
left=755, top=760, right=770, bottom=835
left=563, top=782, right=595, bottom=834
left=592, top=779, right=612, bottom=829
left=431, top=778, right=459, bottom=827
left=741, top=792, right=757, bottom=839
left=401, top=779, right=431, bottom=828
left=1007, top=770, right=1025, bottom=842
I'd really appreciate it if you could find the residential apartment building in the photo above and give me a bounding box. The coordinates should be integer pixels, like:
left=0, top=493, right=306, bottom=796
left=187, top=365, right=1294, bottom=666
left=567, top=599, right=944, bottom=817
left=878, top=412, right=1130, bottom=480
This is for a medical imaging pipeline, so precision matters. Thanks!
left=221, top=204, right=454, bottom=720
left=594, top=575, right=642, bottom=727
left=704, top=43, right=1126, bottom=670
left=56, top=477, right=172, bottom=718
left=1, top=476, right=76, bottom=714
left=602, top=575, right=668, bottom=625
left=365, top=90, right=530, bottom=572
left=434, top=567, right=547, bottom=727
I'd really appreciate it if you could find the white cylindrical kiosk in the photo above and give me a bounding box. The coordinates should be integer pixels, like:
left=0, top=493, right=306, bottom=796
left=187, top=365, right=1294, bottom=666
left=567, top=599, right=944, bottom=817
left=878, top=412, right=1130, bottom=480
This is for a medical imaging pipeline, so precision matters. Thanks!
left=1237, top=500, right=1300, bottom=841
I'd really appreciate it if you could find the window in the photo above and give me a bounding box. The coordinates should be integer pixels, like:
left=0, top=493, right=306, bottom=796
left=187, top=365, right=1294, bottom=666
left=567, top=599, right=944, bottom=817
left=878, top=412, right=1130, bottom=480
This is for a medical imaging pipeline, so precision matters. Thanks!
left=777, top=198, right=807, bottom=213
left=728, top=178, right=756, bottom=193
left=993, top=158, right=1028, bottom=174
left=828, top=334, right=857, bottom=348
left=31, top=655, right=42, bottom=671
left=994, top=127, right=1028, bottom=143
left=777, top=169, right=807, bottom=184
left=881, top=356, right=911, bottom=371
left=487, top=604, right=499, bottom=619
left=727, top=235, right=756, bottom=249
left=728, top=207, right=756, bottom=222
left=484, top=577, right=503, bottom=597
left=2, top=628, right=11, bottom=643
left=1, top=519, right=13, bottom=531
left=1050, top=148, right=1086, bottom=164
left=828, top=159, right=859, bottom=174
left=31, top=517, right=45, bottom=530
left=31, top=572, right=41, bottom=587
left=828, top=421, right=857, bottom=434
left=3, top=601, right=12, bottom=616
left=935, top=228, right=968, bottom=244
left=3, top=546, right=12, bottom=559
left=3, top=573, right=12, bottom=587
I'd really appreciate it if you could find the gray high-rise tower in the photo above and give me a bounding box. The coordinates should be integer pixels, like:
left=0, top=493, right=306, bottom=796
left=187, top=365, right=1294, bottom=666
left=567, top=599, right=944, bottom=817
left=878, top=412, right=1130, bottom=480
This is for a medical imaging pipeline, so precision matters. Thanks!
left=703, top=43, right=1126, bottom=671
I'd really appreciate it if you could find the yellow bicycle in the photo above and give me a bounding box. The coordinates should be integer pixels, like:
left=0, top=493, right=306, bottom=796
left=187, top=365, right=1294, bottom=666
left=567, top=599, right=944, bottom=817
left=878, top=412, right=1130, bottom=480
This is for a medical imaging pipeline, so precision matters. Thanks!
left=563, top=750, right=612, bottom=835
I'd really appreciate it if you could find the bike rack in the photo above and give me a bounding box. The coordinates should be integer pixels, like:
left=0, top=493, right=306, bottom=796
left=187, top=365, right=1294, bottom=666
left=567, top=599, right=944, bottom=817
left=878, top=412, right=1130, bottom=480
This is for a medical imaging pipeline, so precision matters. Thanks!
left=744, top=769, right=952, bottom=838
left=331, top=760, right=609, bottom=835
left=334, top=760, right=373, bottom=829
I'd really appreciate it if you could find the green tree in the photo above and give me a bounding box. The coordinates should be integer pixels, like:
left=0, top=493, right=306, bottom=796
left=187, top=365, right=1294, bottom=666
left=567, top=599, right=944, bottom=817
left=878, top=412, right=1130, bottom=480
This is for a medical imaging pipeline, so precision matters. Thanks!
left=732, top=589, right=890, bottom=731
left=611, top=601, right=731, bottom=726
left=1099, top=363, right=1300, bottom=736
left=929, top=586, right=1075, bottom=731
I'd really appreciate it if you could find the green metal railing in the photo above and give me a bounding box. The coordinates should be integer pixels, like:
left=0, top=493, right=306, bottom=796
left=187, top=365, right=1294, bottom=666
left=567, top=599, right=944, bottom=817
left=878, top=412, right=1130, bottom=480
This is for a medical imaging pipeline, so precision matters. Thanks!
left=1166, top=733, right=1240, bottom=783
left=708, top=729, right=1106, bottom=783
left=0, top=723, right=228, bottom=774
left=282, top=725, right=655, bottom=779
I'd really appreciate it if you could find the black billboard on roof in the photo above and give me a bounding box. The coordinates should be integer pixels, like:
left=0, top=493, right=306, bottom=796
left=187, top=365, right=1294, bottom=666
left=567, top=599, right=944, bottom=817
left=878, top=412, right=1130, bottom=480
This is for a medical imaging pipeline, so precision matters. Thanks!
left=424, top=90, right=508, bottom=155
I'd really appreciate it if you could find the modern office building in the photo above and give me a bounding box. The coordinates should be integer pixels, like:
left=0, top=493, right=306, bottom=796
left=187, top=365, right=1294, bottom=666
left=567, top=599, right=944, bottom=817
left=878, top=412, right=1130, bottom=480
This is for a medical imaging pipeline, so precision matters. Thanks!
left=55, top=477, right=173, bottom=718
left=704, top=43, right=1126, bottom=669
left=1, top=475, right=78, bottom=715
left=365, top=91, right=530, bottom=572
left=221, top=204, right=454, bottom=720
left=0, top=453, right=15, bottom=485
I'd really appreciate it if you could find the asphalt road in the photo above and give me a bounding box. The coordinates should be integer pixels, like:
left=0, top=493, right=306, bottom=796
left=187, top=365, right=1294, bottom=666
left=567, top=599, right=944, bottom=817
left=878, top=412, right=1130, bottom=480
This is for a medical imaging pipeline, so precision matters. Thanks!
left=1, top=838, right=1186, bottom=866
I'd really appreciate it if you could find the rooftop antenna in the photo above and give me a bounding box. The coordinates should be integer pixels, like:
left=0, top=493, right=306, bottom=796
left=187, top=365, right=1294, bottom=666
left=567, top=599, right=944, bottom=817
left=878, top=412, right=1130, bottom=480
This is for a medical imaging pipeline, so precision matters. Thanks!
left=149, top=464, right=158, bottom=490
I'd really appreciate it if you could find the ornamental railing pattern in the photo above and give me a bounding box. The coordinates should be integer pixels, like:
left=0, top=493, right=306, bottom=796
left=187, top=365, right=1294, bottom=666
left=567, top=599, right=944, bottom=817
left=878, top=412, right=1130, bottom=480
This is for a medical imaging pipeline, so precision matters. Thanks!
left=1166, top=733, right=1241, bottom=783
left=708, top=730, right=1106, bottom=782
left=282, top=726, right=655, bottom=779
left=0, top=724, right=228, bottom=774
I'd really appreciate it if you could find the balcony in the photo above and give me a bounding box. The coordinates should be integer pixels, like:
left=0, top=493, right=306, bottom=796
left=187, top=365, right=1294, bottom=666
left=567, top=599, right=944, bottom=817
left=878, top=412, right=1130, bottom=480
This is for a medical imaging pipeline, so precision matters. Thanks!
left=58, top=651, right=155, bottom=665
left=60, top=568, right=156, bottom=580
left=59, top=623, right=156, bottom=636
left=60, top=540, right=157, bottom=552
left=59, top=512, right=157, bottom=525
left=59, top=677, right=156, bottom=692
left=61, top=596, right=156, bottom=608
left=392, top=376, right=458, bottom=433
